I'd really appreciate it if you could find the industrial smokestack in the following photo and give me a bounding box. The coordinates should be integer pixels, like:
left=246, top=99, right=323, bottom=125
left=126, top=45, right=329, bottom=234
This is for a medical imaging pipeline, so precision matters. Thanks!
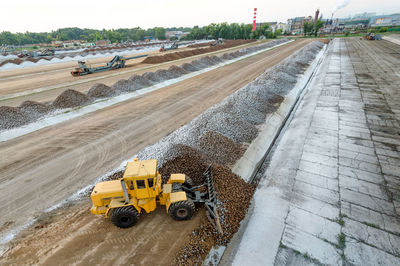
left=252, top=8, right=257, bottom=32
left=315, top=9, right=320, bottom=23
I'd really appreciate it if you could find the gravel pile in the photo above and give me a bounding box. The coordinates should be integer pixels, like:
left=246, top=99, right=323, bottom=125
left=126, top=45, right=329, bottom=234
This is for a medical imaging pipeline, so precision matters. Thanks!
left=111, top=79, right=131, bottom=93
left=199, top=131, right=246, bottom=166
left=221, top=53, right=236, bottom=60
left=19, top=101, right=50, bottom=119
left=0, top=106, right=30, bottom=130
left=89, top=40, right=324, bottom=265
left=154, top=69, right=176, bottom=81
left=142, top=72, right=161, bottom=83
left=180, top=63, right=199, bottom=72
left=168, top=65, right=188, bottom=76
left=0, top=40, right=323, bottom=133
left=87, top=83, right=115, bottom=98
left=158, top=144, right=211, bottom=185
left=172, top=161, right=255, bottom=265
left=52, top=89, right=90, bottom=109
left=128, top=74, right=152, bottom=89
left=137, top=40, right=324, bottom=165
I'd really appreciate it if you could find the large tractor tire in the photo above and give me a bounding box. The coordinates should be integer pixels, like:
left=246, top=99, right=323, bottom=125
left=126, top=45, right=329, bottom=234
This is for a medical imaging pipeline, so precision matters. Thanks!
left=110, top=206, right=139, bottom=228
left=168, top=200, right=195, bottom=221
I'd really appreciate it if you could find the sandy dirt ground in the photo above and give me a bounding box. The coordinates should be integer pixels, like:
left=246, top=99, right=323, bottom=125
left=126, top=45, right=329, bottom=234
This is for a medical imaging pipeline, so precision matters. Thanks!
left=1, top=199, right=205, bottom=265
left=0, top=39, right=313, bottom=264
left=0, top=41, right=263, bottom=107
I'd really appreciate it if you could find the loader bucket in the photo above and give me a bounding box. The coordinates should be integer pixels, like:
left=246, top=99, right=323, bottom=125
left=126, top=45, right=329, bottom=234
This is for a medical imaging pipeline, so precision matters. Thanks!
left=202, top=166, right=223, bottom=234
left=181, top=165, right=223, bottom=233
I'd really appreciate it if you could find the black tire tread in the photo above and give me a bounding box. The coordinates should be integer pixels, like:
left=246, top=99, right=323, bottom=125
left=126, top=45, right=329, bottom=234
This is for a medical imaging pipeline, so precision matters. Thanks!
left=168, top=199, right=195, bottom=221
left=110, top=205, right=139, bottom=228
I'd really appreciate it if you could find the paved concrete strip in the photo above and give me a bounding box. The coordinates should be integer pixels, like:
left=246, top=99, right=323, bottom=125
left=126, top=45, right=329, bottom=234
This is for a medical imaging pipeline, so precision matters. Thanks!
left=231, top=38, right=400, bottom=265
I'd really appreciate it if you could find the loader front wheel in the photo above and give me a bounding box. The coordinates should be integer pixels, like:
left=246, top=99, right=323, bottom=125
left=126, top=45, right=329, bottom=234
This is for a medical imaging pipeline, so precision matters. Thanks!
left=169, top=200, right=195, bottom=221
left=111, top=206, right=139, bottom=228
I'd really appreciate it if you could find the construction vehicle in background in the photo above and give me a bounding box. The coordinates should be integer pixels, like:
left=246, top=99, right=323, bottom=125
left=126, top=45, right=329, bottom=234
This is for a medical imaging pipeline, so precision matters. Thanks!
left=70, top=54, right=148, bottom=76
left=159, top=41, right=179, bottom=52
left=364, top=33, right=382, bottom=40
left=90, top=158, right=222, bottom=232
left=210, top=39, right=224, bottom=46
left=17, top=48, right=55, bottom=58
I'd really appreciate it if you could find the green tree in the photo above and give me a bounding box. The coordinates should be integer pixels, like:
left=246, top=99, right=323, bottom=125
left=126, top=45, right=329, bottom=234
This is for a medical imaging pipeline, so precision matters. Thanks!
left=154, top=27, right=166, bottom=40
left=303, top=21, right=313, bottom=36
left=314, top=19, right=325, bottom=36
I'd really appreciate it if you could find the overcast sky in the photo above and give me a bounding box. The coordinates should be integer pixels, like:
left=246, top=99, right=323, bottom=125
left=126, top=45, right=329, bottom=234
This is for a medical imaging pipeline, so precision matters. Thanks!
left=1, top=0, right=399, bottom=33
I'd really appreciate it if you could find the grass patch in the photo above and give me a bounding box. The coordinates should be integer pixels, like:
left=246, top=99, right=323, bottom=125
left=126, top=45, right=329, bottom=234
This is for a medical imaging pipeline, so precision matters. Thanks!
left=279, top=242, right=287, bottom=249
left=338, top=233, right=346, bottom=249
left=363, top=221, right=381, bottom=229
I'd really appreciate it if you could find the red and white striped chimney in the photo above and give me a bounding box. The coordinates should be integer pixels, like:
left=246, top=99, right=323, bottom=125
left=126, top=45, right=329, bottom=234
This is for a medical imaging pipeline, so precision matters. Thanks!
left=252, top=8, right=257, bottom=32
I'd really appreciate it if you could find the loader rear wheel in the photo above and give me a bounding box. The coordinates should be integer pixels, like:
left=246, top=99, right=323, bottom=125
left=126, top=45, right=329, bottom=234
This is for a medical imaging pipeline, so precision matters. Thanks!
left=111, top=206, right=139, bottom=228
left=169, top=200, right=195, bottom=221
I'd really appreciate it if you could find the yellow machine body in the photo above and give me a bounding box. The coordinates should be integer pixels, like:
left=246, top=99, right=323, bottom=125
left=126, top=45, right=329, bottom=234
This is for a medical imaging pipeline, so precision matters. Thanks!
left=90, top=159, right=187, bottom=218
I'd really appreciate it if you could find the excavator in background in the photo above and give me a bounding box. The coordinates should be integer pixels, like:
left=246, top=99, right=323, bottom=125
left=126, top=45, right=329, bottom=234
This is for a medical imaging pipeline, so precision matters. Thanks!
left=70, top=54, right=148, bottom=76
left=90, top=158, right=222, bottom=232
left=159, top=41, right=179, bottom=52
left=17, top=48, right=55, bottom=58
left=210, top=39, right=224, bottom=46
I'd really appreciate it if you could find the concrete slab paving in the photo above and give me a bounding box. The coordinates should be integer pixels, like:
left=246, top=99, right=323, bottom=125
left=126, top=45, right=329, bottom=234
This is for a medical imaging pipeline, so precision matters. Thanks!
left=231, top=39, right=400, bottom=265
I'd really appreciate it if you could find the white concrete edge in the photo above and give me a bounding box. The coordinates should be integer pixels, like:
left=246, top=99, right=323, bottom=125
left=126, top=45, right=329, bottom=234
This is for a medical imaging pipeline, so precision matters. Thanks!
left=0, top=40, right=293, bottom=143
left=204, top=43, right=329, bottom=266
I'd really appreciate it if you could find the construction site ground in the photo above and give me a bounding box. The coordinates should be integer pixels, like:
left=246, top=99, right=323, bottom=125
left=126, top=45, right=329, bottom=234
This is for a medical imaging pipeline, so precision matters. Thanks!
left=0, top=39, right=315, bottom=263
left=0, top=40, right=259, bottom=107
left=231, top=38, right=400, bottom=265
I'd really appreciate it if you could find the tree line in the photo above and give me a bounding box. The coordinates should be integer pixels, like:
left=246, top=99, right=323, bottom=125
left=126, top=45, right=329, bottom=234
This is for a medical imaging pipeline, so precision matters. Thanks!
left=187, top=22, right=278, bottom=40
left=0, top=23, right=278, bottom=46
left=0, top=27, right=173, bottom=46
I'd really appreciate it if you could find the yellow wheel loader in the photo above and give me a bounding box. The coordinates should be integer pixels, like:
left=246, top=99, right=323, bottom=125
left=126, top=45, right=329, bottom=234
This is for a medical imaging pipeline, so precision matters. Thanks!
left=90, top=158, right=221, bottom=230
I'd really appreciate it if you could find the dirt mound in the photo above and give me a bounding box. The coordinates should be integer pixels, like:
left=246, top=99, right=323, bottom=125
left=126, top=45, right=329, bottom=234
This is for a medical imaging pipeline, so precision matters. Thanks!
left=187, top=42, right=214, bottom=48
left=87, top=83, right=115, bottom=98
left=128, top=74, right=152, bottom=90
left=199, top=131, right=245, bottom=166
left=52, top=89, right=90, bottom=109
left=0, top=106, right=29, bottom=130
left=141, top=39, right=256, bottom=65
left=0, top=58, right=24, bottom=67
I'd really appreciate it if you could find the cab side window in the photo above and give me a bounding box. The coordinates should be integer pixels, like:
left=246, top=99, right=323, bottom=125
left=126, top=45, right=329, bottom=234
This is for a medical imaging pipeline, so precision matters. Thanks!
left=136, top=180, right=146, bottom=189
left=148, top=178, right=154, bottom=187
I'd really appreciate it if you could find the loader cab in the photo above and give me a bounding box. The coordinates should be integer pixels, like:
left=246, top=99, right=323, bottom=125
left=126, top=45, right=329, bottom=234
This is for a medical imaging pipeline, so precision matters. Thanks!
left=122, top=159, right=160, bottom=199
